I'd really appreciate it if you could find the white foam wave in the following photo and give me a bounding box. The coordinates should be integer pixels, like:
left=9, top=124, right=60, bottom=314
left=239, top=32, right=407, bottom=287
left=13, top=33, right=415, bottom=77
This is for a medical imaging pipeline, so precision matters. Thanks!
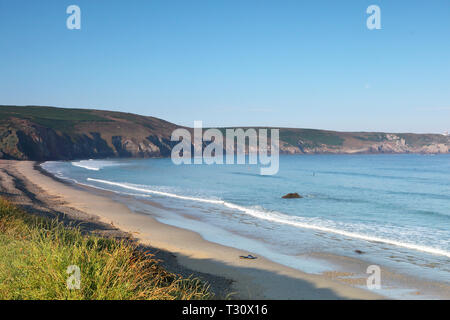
left=72, top=160, right=120, bottom=171
left=87, top=178, right=223, bottom=204
left=87, top=178, right=450, bottom=258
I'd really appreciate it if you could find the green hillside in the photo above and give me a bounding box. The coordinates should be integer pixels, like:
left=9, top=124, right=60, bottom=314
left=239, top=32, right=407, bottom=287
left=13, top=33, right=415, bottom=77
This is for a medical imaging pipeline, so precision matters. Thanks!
left=0, top=105, right=448, bottom=160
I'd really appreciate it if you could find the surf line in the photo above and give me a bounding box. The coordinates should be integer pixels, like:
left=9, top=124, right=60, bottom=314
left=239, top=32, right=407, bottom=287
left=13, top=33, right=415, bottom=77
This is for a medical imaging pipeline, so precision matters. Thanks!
left=86, top=178, right=450, bottom=258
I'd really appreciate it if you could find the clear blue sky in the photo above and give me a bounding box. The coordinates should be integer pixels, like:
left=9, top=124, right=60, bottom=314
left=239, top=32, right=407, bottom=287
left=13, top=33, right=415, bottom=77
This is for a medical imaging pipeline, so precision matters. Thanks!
left=0, top=0, right=449, bottom=133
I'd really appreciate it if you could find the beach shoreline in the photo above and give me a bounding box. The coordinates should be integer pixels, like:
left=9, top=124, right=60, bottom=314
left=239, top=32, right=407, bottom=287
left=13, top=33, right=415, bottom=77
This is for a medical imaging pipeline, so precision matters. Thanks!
left=3, top=159, right=446, bottom=299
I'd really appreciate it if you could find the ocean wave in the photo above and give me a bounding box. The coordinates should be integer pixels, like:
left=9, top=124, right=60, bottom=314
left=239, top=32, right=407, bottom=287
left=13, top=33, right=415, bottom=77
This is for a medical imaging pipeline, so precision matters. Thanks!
left=71, top=160, right=121, bottom=171
left=231, top=172, right=282, bottom=179
left=86, top=178, right=450, bottom=258
left=87, top=178, right=224, bottom=204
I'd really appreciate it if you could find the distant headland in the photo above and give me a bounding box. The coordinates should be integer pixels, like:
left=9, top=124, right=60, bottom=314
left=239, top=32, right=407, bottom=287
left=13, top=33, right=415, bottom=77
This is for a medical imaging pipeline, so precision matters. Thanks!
left=0, top=105, right=448, bottom=161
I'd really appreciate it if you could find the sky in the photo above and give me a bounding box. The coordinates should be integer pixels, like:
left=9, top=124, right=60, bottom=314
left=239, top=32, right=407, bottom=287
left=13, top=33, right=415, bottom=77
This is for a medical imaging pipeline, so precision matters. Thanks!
left=0, top=0, right=449, bottom=133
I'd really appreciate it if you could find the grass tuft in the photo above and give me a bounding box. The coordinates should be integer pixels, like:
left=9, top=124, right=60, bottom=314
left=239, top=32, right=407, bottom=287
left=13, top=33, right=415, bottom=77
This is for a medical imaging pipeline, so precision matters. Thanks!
left=0, top=197, right=212, bottom=300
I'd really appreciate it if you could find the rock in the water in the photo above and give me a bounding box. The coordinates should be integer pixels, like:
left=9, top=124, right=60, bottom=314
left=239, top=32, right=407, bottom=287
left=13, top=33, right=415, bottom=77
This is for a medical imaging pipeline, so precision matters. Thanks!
left=282, top=193, right=303, bottom=199
left=354, top=250, right=365, bottom=254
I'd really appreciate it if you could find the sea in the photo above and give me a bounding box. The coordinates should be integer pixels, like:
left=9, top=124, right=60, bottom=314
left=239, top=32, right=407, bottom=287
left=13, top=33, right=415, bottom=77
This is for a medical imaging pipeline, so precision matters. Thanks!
left=41, top=154, right=450, bottom=298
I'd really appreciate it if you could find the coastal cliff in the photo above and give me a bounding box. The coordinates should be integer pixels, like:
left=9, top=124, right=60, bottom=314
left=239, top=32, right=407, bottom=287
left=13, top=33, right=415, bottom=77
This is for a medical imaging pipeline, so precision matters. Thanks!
left=0, top=106, right=179, bottom=160
left=0, top=105, right=449, bottom=161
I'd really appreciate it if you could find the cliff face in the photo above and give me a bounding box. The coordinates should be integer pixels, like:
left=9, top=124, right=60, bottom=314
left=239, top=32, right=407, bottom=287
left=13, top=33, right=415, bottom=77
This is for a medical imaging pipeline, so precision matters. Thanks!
left=0, top=105, right=449, bottom=161
left=0, top=106, right=179, bottom=161
left=278, top=130, right=450, bottom=155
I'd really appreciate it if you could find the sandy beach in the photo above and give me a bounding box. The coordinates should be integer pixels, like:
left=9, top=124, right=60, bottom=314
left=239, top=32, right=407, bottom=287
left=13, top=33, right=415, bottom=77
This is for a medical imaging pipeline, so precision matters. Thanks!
left=0, top=159, right=393, bottom=299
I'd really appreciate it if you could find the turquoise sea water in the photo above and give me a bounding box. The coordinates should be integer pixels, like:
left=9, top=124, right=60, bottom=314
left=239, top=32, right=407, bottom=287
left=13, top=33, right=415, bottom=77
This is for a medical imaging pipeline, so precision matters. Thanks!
left=42, top=154, right=450, bottom=290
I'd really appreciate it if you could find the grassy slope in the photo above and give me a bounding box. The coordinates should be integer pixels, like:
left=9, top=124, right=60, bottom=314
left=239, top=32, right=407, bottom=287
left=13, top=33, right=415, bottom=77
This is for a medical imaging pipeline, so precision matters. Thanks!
left=0, top=105, right=182, bottom=160
left=0, top=105, right=177, bottom=132
left=0, top=105, right=111, bottom=132
left=0, top=198, right=212, bottom=300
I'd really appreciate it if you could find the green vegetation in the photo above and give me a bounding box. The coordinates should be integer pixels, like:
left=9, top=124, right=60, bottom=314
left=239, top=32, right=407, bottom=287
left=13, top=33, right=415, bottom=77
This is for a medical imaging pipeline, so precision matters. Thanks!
left=397, top=133, right=446, bottom=147
left=354, top=133, right=386, bottom=142
left=280, top=129, right=344, bottom=147
left=0, top=105, right=447, bottom=159
left=0, top=105, right=108, bottom=122
left=0, top=198, right=212, bottom=300
left=0, top=126, right=24, bottom=159
left=0, top=105, right=111, bottom=132
left=208, top=127, right=345, bottom=148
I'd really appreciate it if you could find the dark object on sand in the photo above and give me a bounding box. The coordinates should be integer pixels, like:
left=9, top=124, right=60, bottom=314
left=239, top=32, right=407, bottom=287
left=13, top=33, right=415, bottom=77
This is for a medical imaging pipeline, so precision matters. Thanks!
left=239, top=255, right=258, bottom=260
left=354, top=250, right=365, bottom=254
left=282, top=193, right=303, bottom=199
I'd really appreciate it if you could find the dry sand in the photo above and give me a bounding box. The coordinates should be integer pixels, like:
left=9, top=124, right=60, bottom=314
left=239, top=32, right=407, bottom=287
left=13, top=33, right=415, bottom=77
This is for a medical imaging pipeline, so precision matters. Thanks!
left=0, top=160, right=384, bottom=299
